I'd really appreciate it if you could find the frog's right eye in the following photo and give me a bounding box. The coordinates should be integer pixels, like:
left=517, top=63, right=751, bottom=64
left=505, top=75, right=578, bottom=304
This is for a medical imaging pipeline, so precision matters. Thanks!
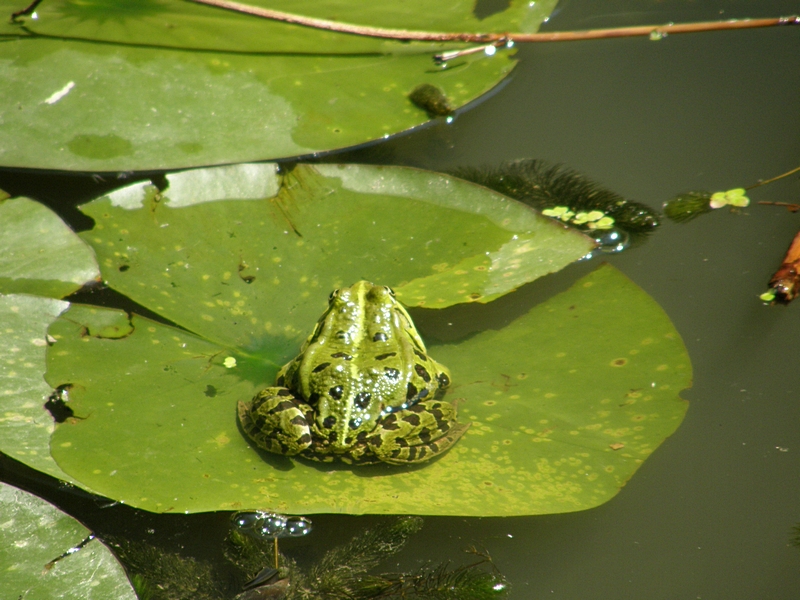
left=329, top=289, right=340, bottom=301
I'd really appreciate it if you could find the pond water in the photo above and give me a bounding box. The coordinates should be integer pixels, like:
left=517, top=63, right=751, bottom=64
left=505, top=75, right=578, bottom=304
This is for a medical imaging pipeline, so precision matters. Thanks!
left=2, top=0, right=799, bottom=597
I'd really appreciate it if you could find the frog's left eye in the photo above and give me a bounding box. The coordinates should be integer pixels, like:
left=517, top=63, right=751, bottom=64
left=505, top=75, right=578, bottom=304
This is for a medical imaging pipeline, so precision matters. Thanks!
left=385, top=286, right=396, bottom=297
left=329, top=289, right=340, bottom=301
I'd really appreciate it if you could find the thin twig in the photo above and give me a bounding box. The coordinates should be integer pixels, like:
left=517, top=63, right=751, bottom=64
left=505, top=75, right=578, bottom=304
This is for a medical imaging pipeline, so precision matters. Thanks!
left=746, top=165, right=800, bottom=190
left=758, top=201, right=800, bottom=212
left=186, top=0, right=798, bottom=43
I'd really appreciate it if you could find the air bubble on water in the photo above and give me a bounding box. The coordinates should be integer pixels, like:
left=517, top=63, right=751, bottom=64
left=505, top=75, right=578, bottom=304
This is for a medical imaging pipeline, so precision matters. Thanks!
left=484, top=45, right=497, bottom=56
left=592, top=227, right=630, bottom=254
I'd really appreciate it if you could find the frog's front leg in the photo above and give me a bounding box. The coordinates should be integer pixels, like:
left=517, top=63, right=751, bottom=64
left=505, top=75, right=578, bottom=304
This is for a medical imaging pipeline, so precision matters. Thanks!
left=238, top=388, right=313, bottom=456
left=368, top=400, right=471, bottom=465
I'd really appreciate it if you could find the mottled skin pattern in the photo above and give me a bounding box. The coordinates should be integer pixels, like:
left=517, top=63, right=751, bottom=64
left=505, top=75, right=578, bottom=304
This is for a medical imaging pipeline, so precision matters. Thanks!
left=238, top=282, right=470, bottom=465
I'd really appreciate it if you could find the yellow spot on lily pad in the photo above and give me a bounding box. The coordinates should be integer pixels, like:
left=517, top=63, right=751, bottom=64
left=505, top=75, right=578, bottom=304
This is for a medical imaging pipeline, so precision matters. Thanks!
left=223, top=356, right=237, bottom=368
left=212, top=433, right=231, bottom=447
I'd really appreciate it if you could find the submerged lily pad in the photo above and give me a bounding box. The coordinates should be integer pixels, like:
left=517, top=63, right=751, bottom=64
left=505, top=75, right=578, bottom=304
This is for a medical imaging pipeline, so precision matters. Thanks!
left=0, top=197, right=99, bottom=298
left=46, top=264, right=690, bottom=516
left=0, top=482, right=136, bottom=600
left=0, top=0, right=558, bottom=170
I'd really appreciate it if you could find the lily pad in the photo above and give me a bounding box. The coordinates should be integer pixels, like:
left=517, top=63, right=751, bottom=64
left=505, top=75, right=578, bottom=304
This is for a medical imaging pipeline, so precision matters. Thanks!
left=0, top=482, right=136, bottom=600
left=0, top=0, right=558, bottom=171
left=0, top=197, right=99, bottom=298
left=0, top=293, right=74, bottom=483
left=46, top=264, right=690, bottom=516
left=77, top=163, right=595, bottom=356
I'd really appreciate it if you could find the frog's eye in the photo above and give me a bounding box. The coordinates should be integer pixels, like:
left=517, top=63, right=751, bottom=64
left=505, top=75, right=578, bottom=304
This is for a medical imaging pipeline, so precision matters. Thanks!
left=385, top=286, right=396, bottom=297
left=329, top=288, right=340, bottom=301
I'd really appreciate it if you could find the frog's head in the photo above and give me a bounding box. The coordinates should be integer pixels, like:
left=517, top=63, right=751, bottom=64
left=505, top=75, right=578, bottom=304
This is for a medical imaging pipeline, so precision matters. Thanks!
left=328, top=281, right=396, bottom=309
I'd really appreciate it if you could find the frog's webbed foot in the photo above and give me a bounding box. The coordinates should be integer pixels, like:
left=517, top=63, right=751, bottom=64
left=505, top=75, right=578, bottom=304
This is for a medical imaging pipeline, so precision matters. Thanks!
left=238, top=387, right=313, bottom=456
left=369, top=400, right=470, bottom=465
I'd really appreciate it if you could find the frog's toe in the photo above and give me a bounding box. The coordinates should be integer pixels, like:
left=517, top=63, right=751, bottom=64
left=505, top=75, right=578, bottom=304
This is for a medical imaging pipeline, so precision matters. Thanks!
left=238, top=388, right=313, bottom=456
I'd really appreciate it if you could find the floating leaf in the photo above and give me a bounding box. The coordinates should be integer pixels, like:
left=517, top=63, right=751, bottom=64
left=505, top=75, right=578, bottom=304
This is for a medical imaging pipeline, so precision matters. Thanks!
left=0, top=197, right=99, bottom=298
left=77, top=163, right=594, bottom=356
left=0, top=293, right=74, bottom=482
left=709, top=188, right=750, bottom=208
left=0, top=0, right=558, bottom=171
left=46, top=265, right=690, bottom=516
left=0, top=482, right=136, bottom=600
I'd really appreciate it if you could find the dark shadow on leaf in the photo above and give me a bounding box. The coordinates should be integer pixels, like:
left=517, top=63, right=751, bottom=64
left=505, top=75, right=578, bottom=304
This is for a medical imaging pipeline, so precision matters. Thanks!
left=2, top=28, right=389, bottom=58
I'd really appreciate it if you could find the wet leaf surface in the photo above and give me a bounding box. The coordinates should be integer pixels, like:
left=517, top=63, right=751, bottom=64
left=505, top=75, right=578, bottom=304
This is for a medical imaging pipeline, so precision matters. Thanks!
left=0, top=0, right=558, bottom=170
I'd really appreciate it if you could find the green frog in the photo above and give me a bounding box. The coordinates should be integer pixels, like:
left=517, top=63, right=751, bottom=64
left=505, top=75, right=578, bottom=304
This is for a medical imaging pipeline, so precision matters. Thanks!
left=238, top=281, right=469, bottom=465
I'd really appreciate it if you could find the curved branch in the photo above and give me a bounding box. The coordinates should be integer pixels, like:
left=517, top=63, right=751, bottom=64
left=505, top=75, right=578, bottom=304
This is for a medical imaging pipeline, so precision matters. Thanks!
left=186, top=0, right=798, bottom=43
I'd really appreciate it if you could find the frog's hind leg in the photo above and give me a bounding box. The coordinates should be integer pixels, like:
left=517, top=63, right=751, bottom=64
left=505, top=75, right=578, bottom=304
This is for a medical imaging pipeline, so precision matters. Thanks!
left=238, top=388, right=313, bottom=456
left=369, top=400, right=471, bottom=465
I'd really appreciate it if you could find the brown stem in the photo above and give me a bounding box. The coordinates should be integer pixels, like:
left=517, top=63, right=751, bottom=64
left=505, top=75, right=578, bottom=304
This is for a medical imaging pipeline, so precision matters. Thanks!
left=747, top=165, right=800, bottom=190
left=757, top=201, right=800, bottom=212
left=185, top=0, right=798, bottom=43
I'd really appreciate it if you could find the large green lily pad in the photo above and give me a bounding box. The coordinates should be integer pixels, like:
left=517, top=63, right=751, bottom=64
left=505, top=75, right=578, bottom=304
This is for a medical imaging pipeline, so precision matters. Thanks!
left=46, top=264, right=690, bottom=515
left=41, top=162, right=687, bottom=515
left=0, top=482, right=136, bottom=600
left=0, top=0, right=558, bottom=170
left=76, top=163, right=594, bottom=356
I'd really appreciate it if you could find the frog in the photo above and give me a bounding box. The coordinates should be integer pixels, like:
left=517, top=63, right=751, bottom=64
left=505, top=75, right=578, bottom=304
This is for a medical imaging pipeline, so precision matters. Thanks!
left=237, top=281, right=470, bottom=465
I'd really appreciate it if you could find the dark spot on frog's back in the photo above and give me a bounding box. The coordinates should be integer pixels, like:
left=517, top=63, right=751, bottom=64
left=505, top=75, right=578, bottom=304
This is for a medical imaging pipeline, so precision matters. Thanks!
left=414, top=364, right=431, bottom=383
left=376, top=352, right=396, bottom=361
left=373, top=332, right=388, bottom=342
left=312, top=362, right=330, bottom=373
left=406, top=382, right=418, bottom=400
left=354, top=392, right=371, bottom=409
left=380, top=414, right=400, bottom=430
left=384, top=367, right=400, bottom=380
left=323, top=415, right=337, bottom=428
left=403, top=413, right=421, bottom=427
left=413, top=349, right=426, bottom=361
left=277, top=389, right=292, bottom=396
left=329, top=385, right=343, bottom=400
left=330, top=352, right=352, bottom=360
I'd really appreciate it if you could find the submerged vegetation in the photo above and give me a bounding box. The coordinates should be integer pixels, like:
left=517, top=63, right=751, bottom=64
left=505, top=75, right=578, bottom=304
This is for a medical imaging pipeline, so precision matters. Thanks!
left=451, top=159, right=660, bottom=253
left=106, top=516, right=508, bottom=600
